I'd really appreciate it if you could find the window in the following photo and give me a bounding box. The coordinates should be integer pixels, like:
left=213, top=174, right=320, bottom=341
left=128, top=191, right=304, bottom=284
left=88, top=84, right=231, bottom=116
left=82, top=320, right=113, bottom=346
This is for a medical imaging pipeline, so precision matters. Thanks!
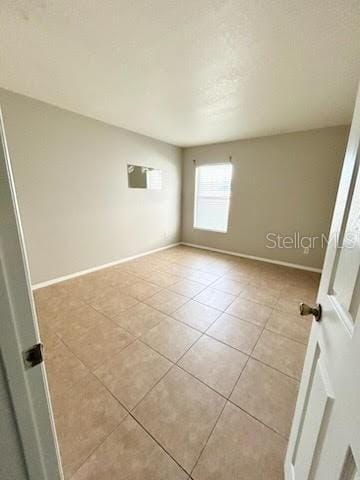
left=146, top=168, right=162, bottom=190
left=193, top=163, right=233, bottom=233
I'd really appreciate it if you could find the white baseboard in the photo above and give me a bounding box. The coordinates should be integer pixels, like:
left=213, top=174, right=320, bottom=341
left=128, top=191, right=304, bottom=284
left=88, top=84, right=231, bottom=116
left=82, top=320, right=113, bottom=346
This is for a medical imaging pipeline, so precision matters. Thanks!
left=181, top=242, right=322, bottom=273
left=32, top=242, right=181, bottom=290
left=32, top=239, right=321, bottom=290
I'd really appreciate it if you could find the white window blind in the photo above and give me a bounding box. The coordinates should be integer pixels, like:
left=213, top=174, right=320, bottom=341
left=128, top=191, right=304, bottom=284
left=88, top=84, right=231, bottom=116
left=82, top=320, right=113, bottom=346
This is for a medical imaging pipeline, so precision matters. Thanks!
left=194, top=163, right=233, bottom=233
left=146, top=169, right=162, bottom=190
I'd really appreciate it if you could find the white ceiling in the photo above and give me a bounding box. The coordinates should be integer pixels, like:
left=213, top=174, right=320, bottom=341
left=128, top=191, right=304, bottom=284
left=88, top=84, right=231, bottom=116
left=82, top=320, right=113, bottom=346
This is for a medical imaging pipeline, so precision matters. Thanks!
left=0, top=1, right=359, bottom=147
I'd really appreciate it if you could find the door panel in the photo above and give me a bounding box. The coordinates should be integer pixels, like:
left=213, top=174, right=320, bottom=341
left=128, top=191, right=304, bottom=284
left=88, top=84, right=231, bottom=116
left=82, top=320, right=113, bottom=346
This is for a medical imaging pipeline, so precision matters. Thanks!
left=0, top=358, right=28, bottom=480
left=285, top=87, right=360, bottom=479
left=331, top=156, right=360, bottom=320
left=0, top=109, right=62, bottom=478
left=292, top=351, right=334, bottom=480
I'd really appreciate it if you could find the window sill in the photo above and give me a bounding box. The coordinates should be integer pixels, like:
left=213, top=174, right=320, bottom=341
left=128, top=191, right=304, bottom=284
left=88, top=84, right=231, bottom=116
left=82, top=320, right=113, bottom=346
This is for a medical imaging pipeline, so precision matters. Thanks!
left=193, top=227, right=228, bottom=234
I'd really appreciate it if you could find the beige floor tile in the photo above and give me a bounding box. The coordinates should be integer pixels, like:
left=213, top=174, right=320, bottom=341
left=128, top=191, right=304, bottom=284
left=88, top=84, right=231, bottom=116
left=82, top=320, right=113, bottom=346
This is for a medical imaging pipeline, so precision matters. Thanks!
left=65, top=266, right=141, bottom=299
left=230, top=359, right=299, bottom=437
left=284, top=267, right=319, bottom=282
left=226, top=297, right=272, bottom=327
left=114, top=302, right=168, bottom=337
left=169, top=279, right=206, bottom=297
left=88, top=286, right=138, bottom=319
left=184, top=269, right=220, bottom=286
left=172, top=300, right=222, bottom=332
left=94, top=340, right=171, bottom=410
left=72, top=416, right=188, bottom=480
left=281, top=283, right=318, bottom=303
left=260, top=263, right=290, bottom=276
left=33, top=282, right=69, bottom=305
left=61, top=273, right=108, bottom=301
left=141, top=317, right=201, bottom=362
left=249, top=270, right=286, bottom=292
left=40, top=247, right=319, bottom=479
left=52, top=374, right=126, bottom=478
left=143, top=270, right=183, bottom=288
left=44, top=341, right=89, bottom=400
left=227, top=260, right=263, bottom=278
left=194, top=287, right=236, bottom=311
left=284, top=268, right=320, bottom=284
left=275, top=296, right=302, bottom=315
left=49, top=304, right=112, bottom=341
left=149, top=259, right=174, bottom=270
left=160, top=262, right=197, bottom=278
left=133, top=367, right=225, bottom=472
left=129, top=257, right=163, bottom=268
left=211, top=277, right=248, bottom=295
left=207, top=313, right=262, bottom=354
left=122, top=280, right=162, bottom=301
left=121, top=262, right=157, bottom=278
left=192, top=403, right=286, bottom=480
left=145, top=289, right=188, bottom=314
left=198, top=262, right=232, bottom=276
left=34, top=284, right=85, bottom=323
left=93, top=266, right=140, bottom=288
left=223, top=269, right=254, bottom=283
left=240, top=284, right=280, bottom=307
left=276, top=287, right=317, bottom=314
left=63, top=323, right=135, bottom=371
left=171, top=257, right=194, bottom=268
left=266, top=309, right=312, bottom=344
left=176, top=256, right=214, bottom=270
left=252, top=330, right=306, bottom=379
left=39, top=324, right=63, bottom=354
left=179, top=336, right=248, bottom=397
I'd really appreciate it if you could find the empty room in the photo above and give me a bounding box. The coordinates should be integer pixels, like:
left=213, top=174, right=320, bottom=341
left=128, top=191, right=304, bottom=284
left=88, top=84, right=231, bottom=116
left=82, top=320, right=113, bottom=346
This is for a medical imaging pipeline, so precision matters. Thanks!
left=1, top=1, right=360, bottom=479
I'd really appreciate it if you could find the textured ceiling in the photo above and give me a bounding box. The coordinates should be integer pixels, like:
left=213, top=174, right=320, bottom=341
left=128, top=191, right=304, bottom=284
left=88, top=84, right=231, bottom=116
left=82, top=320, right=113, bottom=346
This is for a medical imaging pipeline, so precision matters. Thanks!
left=0, top=0, right=359, bottom=147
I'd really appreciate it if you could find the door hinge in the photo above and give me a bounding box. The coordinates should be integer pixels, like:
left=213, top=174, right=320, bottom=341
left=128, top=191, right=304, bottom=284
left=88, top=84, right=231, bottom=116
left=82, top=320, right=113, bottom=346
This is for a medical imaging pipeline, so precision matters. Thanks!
left=23, top=343, right=43, bottom=369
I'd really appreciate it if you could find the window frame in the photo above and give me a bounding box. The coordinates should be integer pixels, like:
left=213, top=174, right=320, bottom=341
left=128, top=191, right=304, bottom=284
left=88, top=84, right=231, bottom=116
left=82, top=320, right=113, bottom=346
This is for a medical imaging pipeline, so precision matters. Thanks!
left=193, top=162, right=233, bottom=234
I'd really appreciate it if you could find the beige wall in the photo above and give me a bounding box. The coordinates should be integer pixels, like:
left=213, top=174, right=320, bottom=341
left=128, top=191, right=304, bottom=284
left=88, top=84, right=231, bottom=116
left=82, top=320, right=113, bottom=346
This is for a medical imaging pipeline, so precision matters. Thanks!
left=0, top=88, right=182, bottom=284
left=182, top=126, right=349, bottom=270
left=0, top=87, right=349, bottom=281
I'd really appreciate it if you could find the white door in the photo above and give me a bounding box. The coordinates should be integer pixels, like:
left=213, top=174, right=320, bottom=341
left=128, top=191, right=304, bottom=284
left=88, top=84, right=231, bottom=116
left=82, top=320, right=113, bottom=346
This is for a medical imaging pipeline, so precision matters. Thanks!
left=285, top=88, right=360, bottom=479
left=0, top=110, right=62, bottom=479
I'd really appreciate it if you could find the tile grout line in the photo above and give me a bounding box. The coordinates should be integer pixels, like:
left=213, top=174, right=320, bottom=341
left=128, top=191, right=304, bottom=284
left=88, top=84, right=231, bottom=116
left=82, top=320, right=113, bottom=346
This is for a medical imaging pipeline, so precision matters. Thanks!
left=131, top=267, right=232, bottom=361
left=128, top=409, right=191, bottom=477
left=165, top=305, right=305, bottom=382
left=189, top=393, right=228, bottom=477
left=149, top=295, right=309, bottom=352
left=39, top=279, right=164, bottom=470
left=75, top=268, right=206, bottom=476
left=42, top=295, right=142, bottom=471
left=102, top=266, right=241, bottom=475
left=69, top=415, right=128, bottom=479
left=37, top=246, right=316, bottom=477
left=189, top=283, right=289, bottom=476
left=100, top=359, right=193, bottom=477
left=164, top=269, right=242, bottom=370
left=42, top=255, right=304, bottom=388
left=68, top=352, right=187, bottom=476
left=47, top=269, right=301, bottom=440
left=177, top=273, right=263, bottom=475
left=188, top=315, right=261, bottom=475
left=71, top=348, right=288, bottom=476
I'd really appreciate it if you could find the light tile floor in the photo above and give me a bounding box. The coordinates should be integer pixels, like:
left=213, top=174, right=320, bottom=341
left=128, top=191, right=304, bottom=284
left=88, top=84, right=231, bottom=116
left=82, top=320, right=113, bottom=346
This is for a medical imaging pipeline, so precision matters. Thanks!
left=34, top=245, right=319, bottom=479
